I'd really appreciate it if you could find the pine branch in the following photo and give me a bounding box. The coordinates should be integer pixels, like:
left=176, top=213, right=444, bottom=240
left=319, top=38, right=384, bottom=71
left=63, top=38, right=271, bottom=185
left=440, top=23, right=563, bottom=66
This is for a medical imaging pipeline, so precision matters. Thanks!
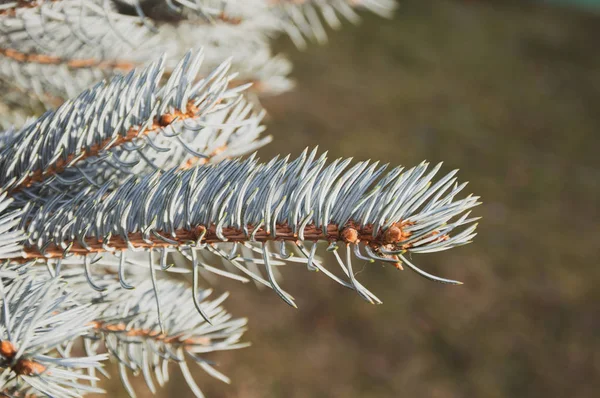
left=81, top=277, right=248, bottom=397
left=0, top=0, right=292, bottom=108
left=0, top=1, right=392, bottom=112
left=8, top=264, right=249, bottom=397
left=270, top=0, right=397, bottom=48
left=0, top=275, right=107, bottom=397
left=0, top=51, right=269, bottom=196
left=9, top=147, right=479, bottom=312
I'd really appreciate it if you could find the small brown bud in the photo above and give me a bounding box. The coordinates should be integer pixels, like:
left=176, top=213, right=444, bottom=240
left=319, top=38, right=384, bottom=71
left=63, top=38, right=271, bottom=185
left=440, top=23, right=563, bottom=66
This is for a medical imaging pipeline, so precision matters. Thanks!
left=340, top=227, right=359, bottom=244
left=0, top=340, right=16, bottom=359
left=158, top=113, right=175, bottom=127
left=14, top=359, right=46, bottom=376
left=383, top=225, right=403, bottom=244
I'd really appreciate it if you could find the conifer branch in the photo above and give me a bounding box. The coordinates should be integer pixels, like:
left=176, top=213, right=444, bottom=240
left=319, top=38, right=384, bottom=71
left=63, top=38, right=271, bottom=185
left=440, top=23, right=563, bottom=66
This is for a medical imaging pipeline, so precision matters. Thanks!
left=17, top=148, right=478, bottom=258
left=0, top=261, right=246, bottom=397
left=270, top=0, right=397, bottom=47
left=0, top=0, right=292, bottom=107
left=0, top=51, right=269, bottom=195
left=81, top=278, right=248, bottom=397
left=0, top=275, right=107, bottom=397
left=7, top=145, right=479, bottom=311
left=0, top=1, right=390, bottom=111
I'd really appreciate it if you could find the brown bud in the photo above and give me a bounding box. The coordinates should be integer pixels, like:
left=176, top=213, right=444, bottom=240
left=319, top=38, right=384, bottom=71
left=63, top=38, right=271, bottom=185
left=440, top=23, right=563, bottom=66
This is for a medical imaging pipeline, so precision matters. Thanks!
left=14, top=359, right=46, bottom=376
left=158, top=113, right=175, bottom=127
left=340, top=227, right=359, bottom=244
left=0, top=340, right=16, bottom=359
left=383, top=225, right=403, bottom=244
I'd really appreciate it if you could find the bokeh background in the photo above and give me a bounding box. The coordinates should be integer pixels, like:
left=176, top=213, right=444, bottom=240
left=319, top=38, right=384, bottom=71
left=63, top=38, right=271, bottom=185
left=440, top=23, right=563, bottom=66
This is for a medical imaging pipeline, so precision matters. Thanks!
left=100, top=0, right=600, bottom=397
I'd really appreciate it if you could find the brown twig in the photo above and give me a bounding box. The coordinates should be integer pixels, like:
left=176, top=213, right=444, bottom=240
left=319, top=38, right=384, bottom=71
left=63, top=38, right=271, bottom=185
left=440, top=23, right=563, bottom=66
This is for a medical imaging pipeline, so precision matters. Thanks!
left=0, top=0, right=53, bottom=17
left=178, top=145, right=227, bottom=170
left=0, top=48, right=134, bottom=71
left=9, top=103, right=200, bottom=192
left=90, top=321, right=211, bottom=346
left=19, top=221, right=449, bottom=261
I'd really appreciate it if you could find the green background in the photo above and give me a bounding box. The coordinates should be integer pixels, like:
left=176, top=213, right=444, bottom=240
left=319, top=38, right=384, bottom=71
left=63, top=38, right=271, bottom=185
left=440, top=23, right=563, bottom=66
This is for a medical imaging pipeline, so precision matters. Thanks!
left=543, top=0, right=600, bottom=10
left=98, top=0, right=600, bottom=397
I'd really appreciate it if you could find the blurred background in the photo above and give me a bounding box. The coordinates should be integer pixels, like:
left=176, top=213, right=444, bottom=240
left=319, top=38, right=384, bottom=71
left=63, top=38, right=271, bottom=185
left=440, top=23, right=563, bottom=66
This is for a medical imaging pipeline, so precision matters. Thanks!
left=98, top=0, right=598, bottom=396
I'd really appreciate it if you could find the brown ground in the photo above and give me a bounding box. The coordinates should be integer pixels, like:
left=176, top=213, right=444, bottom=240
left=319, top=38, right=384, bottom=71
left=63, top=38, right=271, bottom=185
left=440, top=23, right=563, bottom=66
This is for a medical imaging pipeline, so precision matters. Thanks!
left=95, top=0, right=600, bottom=397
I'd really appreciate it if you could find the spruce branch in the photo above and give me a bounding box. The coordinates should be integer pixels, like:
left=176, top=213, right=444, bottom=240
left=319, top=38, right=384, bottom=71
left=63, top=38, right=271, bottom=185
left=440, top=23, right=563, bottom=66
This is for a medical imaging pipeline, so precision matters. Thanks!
left=0, top=275, right=107, bottom=397
left=9, top=145, right=479, bottom=311
left=81, top=278, right=248, bottom=398
left=0, top=51, right=269, bottom=196
left=0, top=0, right=292, bottom=109
left=270, top=0, right=398, bottom=48
left=0, top=1, right=393, bottom=116
left=0, top=260, right=246, bottom=397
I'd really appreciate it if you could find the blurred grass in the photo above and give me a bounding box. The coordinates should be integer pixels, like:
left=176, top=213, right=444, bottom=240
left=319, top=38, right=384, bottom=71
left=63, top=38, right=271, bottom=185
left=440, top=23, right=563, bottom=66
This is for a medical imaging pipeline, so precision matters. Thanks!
left=99, top=0, right=600, bottom=397
left=542, top=0, right=600, bottom=10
